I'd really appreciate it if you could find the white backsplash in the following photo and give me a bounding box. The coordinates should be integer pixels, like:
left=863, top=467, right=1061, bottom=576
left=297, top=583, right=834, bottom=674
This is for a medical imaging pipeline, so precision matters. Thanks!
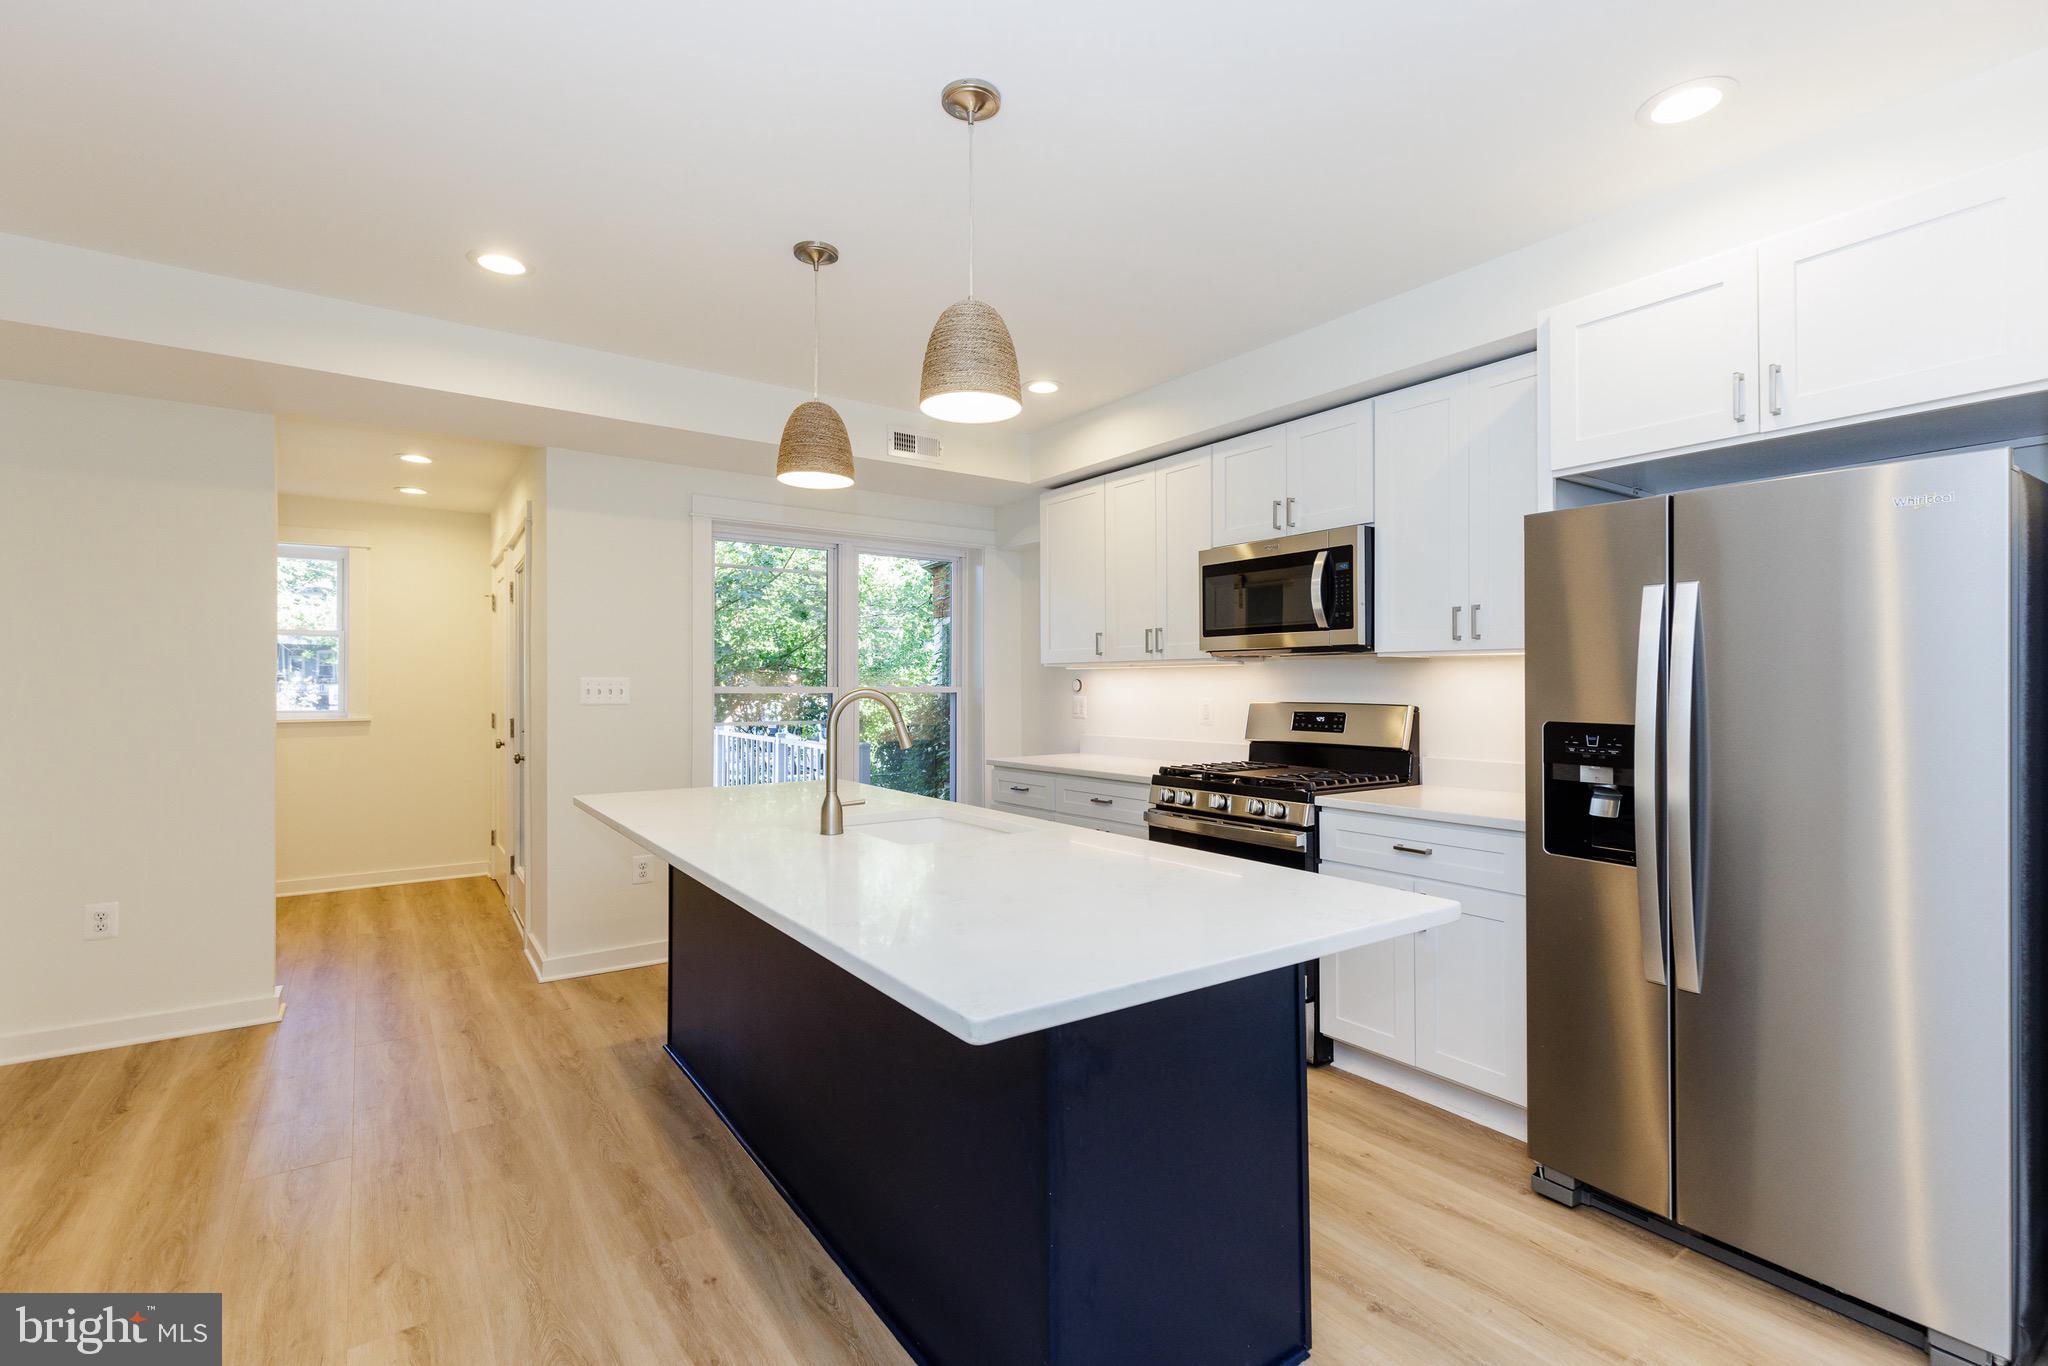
left=1032, top=653, right=1525, bottom=789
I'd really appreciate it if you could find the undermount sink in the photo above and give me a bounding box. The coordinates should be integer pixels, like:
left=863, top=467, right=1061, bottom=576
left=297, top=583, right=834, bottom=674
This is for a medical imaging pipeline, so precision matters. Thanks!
left=845, top=809, right=1019, bottom=845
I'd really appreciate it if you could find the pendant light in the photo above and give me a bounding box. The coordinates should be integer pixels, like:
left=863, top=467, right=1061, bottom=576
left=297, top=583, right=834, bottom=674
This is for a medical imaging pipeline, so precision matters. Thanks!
left=919, top=79, right=1022, bottom=424
left=776, top=241, right=857, bottom=489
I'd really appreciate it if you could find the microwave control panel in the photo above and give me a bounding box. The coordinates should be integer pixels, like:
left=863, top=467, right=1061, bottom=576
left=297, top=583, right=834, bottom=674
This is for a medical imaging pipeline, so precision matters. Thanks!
left=1325, top=547, right=1354, bottom=628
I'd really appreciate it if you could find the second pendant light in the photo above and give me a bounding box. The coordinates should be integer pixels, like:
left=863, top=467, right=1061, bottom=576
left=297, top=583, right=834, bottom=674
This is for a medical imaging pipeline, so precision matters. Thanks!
left=919, top=79, right=1022, bottom=425
left=776, top=241, right=856, bottom=489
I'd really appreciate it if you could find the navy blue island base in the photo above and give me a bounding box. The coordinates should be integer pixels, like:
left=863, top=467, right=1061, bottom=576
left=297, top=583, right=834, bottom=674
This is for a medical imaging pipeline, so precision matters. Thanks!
left=665, top=867, right=1315, bottom=1366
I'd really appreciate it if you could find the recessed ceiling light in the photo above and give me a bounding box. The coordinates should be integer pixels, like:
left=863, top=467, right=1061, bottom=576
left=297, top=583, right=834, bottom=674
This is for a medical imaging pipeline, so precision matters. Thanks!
left=468, top=250, right=528, bottom=276
left=1637, top=77, right=1738, bottom=127
left=394, top=486, right=429, bottom=496
left=397, top=452, right=433, bottom=465
left=1026, top=379, right=1060, bottom=395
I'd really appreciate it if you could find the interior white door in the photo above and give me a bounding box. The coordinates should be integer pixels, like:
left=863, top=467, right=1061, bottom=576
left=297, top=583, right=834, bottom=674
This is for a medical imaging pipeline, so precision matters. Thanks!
left=1101, top=467, right=1160, bottom=662
left=1464, top=354, right=1539, bottom=651
left=1412, top=876, right=1525, bottom=1104
left=1546, top=248, right=1759, bottom=472
left=1284, top=399, right=1373, bottom=533
left=1758, top=154, right=2048, bottom=432
left=1154, top=448, right=1214, bottom=660
left=1039, top=481, right=1107, bottom=664
left=490, top=560, right=511, bottom=900
left=1210, top=428, right=1290, bottom=546
left=1318, top=863, right=1418, bottom=1064
left=505, top=557, right=528, bottom=929
left=1372, top=373, right=1470, bottom=654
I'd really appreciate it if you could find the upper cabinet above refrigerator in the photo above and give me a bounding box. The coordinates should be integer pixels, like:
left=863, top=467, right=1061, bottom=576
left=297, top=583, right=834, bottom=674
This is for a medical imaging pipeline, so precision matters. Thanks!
left=1545, top=148, right=2048, bottom=479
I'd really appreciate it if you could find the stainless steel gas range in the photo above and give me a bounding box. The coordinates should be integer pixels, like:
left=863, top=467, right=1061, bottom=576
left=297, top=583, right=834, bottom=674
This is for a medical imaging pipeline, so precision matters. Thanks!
left=1143, top=701, right=1421, bottom=1064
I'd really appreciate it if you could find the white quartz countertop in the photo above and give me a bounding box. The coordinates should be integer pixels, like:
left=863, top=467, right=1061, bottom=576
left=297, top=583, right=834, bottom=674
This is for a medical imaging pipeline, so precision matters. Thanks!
left=1316, top=784, right=1526, bottom=832
left=986, top=753, right=1163, bottom=783
left=576, top=782, right=1459, bottom=1045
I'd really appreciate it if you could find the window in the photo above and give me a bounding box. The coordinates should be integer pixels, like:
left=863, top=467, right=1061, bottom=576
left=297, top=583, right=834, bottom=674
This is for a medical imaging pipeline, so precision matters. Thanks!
left=710, top=535, right=963, bottom=800
left=277, top=544, right=348, bottom=715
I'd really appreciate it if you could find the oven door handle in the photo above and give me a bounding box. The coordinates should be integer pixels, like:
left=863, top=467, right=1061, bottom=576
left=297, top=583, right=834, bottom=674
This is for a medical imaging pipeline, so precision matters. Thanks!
left=1308, top=549, right=1329, bottom=630
left=1144, top=808, right=1308, bottom=852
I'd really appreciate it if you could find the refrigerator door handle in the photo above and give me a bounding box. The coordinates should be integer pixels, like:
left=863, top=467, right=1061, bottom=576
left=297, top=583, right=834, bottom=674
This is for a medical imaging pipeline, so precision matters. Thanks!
left=1634, top=584, right=1668, bottom=986
left=1669, top=580, right=1704, bottom=994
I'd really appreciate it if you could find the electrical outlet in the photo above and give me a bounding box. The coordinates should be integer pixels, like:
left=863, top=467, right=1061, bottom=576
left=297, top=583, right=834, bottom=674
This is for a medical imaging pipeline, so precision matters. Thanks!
left=629, top=853, right=654, bottom=885
left=580, top=676, right=631, bottom=705
left=84, top=901, right=119, bottom=940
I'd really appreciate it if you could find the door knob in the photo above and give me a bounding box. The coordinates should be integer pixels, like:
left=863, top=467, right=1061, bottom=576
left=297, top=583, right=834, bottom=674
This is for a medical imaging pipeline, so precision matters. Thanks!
left=495, top=739, right=507, bottom=749
left=513, top=753, right=526, bottom=764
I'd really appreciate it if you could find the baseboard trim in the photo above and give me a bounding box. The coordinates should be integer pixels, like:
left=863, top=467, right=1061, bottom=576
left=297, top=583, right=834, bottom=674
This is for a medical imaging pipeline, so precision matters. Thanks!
left=275, top=861, right=490, bottom=896
left=525, top=935, right=668, bottom=983
left=1328, top=1042, right=1528, bottom=1141
left=1, top=985, right=286, bottom=1067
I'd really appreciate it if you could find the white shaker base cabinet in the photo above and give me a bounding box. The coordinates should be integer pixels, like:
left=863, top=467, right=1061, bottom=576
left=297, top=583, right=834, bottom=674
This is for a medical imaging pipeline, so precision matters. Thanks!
left=989, top=766, right=1150, bottom=839
left=1317, top=808, right=1527, bottom=1114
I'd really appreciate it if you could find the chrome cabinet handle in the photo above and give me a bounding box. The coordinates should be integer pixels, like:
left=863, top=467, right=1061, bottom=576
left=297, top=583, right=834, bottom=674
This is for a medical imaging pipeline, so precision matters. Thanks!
left=1156, top=623, right=1164, bottom=654
left=1271, top=499, right=1283, bottom=530
left=1451, top=605, right=1462, bottom=641
left=1088, top=796, right=1114, bottom=806
left=1768, top=362, right=1784, bottom=417
left=1670, top=580, right=1705, bottom=994
left=1391, top=843, right=1434, bottom=856
left=1732, top=371, right=1747, bottom=423
left=1635, top=584, right=1668, bottom=987
left=1471, top=603, right=1482, bottom=641
left=1008, top=784, right=1032, bottom=793
left=1094, top=631, right=1103, bottom=656
left=1285, top=496, right=1297, bottom=527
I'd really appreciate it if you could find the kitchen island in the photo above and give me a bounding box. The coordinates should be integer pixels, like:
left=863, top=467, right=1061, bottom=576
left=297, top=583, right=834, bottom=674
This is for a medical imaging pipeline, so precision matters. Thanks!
left=577, top=781, right=1459, bottom=1366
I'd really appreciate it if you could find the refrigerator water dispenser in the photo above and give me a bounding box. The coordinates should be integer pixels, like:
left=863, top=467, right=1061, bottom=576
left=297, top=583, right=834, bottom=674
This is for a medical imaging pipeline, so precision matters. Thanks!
left=1541, top=722, right=1637, bottom=865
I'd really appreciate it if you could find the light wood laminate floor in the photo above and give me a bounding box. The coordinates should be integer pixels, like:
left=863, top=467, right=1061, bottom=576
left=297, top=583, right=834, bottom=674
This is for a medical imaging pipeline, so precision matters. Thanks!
left=0, top=878, right=1913, bottom=1364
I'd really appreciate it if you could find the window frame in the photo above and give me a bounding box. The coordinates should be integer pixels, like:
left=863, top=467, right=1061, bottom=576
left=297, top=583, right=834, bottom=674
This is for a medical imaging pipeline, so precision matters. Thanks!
left=706, top=525, right=974, bottom=801
left=276, top=541, right=353, bottom=720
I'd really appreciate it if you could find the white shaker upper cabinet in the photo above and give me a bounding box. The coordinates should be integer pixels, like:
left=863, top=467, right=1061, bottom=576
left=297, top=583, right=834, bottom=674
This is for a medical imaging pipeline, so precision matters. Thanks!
left=1154, top=448, right=1215, bottom=661
left=1039, top=480, right=1106, bottom=665
left=1547, top=248, right=1759, bottom=473
left=1210, top=429, right=1290, bottom=546
left=1758, top=157, right=2048, bottom=432
left=1372, top=372, right=1470, bottom=654
left=1100, top=467, right=1160, bottom=663
left=1465, top=354, right=1538, bottom=651
left=1284, top=399, right=1374, bottom=534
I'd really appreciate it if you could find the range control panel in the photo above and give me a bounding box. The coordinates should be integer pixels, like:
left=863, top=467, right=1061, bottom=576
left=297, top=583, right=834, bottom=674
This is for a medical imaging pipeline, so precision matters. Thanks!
left=1291, top=710, right=1347, bottom=734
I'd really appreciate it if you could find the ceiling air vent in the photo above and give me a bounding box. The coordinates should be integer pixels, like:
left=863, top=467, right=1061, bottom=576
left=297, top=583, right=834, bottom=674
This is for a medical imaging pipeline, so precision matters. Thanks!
left=888, top=429, right=943, bottom=461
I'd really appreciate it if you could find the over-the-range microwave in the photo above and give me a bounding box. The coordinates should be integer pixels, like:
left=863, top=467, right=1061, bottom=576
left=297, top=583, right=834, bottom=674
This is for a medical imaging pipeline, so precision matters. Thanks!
left=1198, top=525, right=1373, bottom=656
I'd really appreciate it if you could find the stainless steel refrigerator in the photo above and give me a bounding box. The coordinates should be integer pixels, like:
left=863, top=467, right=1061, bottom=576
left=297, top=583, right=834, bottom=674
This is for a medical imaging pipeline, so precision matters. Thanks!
left=1524, top=448, right=2047, bottom=1366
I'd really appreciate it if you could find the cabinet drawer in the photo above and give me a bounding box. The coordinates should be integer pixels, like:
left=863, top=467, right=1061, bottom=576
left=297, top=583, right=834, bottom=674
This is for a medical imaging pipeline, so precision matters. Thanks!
left=1054, top=776, right=1149, bottom=828
left=1318, top=811, right=1525, bottom=895
left=989, top=768, right=1055, bottom=812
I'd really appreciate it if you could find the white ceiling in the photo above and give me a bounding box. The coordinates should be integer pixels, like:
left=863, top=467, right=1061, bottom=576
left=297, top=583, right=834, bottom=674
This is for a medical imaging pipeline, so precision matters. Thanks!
left=275, top=417, right=527, bottom=513
left=7, top=1, right=2048, bottom=435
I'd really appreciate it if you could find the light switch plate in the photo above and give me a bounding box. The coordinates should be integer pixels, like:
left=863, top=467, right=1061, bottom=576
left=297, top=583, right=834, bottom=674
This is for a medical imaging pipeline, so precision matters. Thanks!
left=580, top=677, right=631, bottom=705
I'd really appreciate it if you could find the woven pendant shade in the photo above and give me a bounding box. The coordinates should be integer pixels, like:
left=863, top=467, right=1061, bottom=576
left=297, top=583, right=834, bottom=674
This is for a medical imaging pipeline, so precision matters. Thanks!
left=775, top=400, right=855, bottom=489
left=919, top=297, right=1022, bottom=424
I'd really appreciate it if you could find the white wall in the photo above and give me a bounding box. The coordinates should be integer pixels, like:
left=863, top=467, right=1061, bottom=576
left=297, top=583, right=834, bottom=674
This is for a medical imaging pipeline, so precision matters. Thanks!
left=526, top=446, right=999, bottom=978
left=274, top=495, right=493, bottom=893
left=1031, top=46, right=2048, bottom=483
left=0, top=380, right=279, bottom=1063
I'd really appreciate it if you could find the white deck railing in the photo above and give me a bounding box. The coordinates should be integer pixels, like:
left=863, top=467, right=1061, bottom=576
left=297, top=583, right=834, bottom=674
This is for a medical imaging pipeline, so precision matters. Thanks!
left=712, top=725, right=830, bottom=787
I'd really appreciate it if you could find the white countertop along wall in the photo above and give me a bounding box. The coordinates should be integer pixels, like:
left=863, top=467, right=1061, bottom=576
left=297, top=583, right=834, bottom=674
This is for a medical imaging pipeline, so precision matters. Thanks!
left=1317, top=785, right=1525, bottom=832
left=576, top=782, right=1458, bottom=1045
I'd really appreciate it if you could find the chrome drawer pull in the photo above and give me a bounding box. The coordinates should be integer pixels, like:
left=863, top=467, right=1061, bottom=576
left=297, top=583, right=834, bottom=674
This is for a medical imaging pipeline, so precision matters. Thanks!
left=1088, top=796, right=1114, bottom=806
left=1392, top=842, right=1434, bottom=856
left=1008, top=784, right=1032, bottom=793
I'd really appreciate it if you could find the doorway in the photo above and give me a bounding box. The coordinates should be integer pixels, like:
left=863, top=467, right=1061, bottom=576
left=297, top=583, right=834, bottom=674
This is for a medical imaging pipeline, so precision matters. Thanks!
left=491, top=526, right=530, bottom=927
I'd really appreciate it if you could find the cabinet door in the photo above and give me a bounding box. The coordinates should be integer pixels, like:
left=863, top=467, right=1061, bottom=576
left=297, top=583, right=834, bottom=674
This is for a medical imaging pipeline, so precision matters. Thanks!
left=1100, top=467, right=1159, bottom=662
left=1039, top=480, right=1106, bottom=665
left=1412, top=877, right=1526, bottom=1104
left=1154, top=448, right=1214, bottom=660
left=1210, top=427, right=1290, bottom=546
left=1546, top=248, right=1759, bottom=472
left=1317, top=863, right=1417, bottom=1064
left=1759, top=154, right=2048, bottom=431
left=1372, top=372, right=1469, bottom=654
left=1285, top=399, right=1374, bottom=533
left=1464, top=354, right=1538, bottom=651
